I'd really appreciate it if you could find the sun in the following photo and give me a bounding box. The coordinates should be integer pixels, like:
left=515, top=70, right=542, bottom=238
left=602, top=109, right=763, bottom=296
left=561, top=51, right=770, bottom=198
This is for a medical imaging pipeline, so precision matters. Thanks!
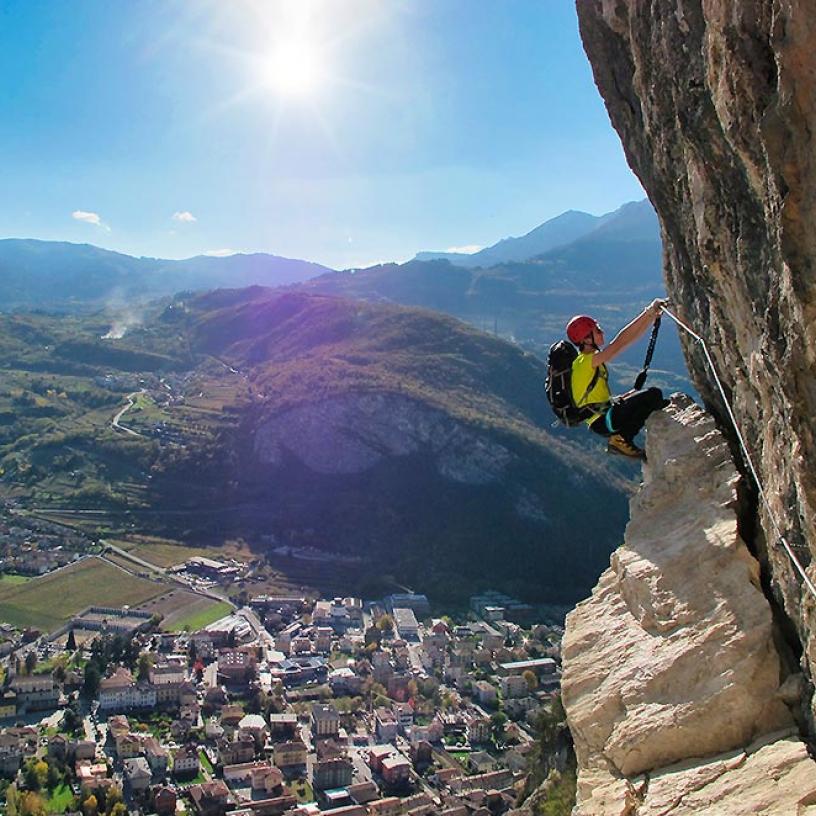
left=262, top=38, right=324, bottom=97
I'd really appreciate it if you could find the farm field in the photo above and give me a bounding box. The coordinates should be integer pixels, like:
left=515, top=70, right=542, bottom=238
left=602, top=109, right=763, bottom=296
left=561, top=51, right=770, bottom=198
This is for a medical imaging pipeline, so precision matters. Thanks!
left=138, top=589, right=232, bottom=631
left=0, top=574, right=31, bottom=586
left=0, top=556, right=167, bottom=631
left=115, top=536, right=253, bottom=568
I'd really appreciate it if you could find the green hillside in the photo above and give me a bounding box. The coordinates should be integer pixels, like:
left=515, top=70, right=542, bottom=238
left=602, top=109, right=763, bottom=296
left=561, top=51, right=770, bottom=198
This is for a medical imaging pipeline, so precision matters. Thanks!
left=0, top=290, right=633, bottom=605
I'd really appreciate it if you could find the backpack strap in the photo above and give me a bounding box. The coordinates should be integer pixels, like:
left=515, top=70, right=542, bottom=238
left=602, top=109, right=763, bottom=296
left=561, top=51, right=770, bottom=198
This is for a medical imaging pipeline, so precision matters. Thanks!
left=575, top=365, right=601, bottom=408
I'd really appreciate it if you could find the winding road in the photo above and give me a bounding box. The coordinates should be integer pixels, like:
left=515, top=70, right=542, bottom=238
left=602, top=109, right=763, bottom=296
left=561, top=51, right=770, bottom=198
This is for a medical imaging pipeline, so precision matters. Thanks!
left=111, top=390, right=144, bottom=437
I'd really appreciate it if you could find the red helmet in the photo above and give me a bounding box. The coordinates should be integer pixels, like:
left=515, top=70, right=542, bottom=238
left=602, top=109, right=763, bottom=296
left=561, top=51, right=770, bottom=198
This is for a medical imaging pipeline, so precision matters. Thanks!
left=566, top=314, right=599, bottom=345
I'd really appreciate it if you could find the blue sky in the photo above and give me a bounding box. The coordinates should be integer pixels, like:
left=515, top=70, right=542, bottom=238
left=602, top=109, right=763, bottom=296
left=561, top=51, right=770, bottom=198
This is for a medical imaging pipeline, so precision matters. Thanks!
left=0, top=1, right=643, bottom=269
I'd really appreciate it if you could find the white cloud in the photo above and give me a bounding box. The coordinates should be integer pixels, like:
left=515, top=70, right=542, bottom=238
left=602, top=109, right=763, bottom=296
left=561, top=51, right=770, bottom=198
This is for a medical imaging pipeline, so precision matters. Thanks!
left=445, top=244, right=482, bottom=254
left=72, top=210, right=110, bottom=231
left=172, top=211, right=197, bottom=223
left=204, top=248, right=238, bottom=257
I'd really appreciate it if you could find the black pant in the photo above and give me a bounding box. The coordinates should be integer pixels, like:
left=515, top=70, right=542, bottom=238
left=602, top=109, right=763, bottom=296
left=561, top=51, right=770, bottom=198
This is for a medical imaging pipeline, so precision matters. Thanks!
left=589, top=387, right=666, bottom=441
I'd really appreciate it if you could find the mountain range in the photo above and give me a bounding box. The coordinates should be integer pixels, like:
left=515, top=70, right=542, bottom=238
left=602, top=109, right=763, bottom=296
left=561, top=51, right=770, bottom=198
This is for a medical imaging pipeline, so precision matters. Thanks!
left=413, top=199, right=658, bottom=267
left=0, top=239, right=331, bottom=311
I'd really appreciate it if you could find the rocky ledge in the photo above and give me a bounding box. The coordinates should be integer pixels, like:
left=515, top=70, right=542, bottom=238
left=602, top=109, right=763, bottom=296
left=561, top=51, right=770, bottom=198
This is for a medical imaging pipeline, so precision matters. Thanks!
left=562, top=396, right=816, bottom=815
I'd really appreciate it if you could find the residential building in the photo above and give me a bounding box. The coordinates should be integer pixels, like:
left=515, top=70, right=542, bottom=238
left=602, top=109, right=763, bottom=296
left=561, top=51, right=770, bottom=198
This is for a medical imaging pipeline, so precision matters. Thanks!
left=311, top=754, right=353, bottom=791
left=267, top=713, right=298, bottom=739
left=223, top=761, right=283, bottom=794
left=374, top=708, right=398, bottom=743
left=238, top=714, right=269, bottom=746
left=98, top=668, right=157, bottom=712
left=143, top=736, right=169, bottom=777
left=466, top=716, right=491, bottom=745
left=367, top=798, right=402, bottom=816
left=173, top=744, right=200, bottom=778
left=123, top=757, right=152, bottom=793
left=500, top=674, right=527, bottom=699
left=154, top=786, right=177, bottom=816
left=217, top=733, right=256, bottom=766
left=9, top=674, right=58, bottom=712
left=380, top=754, right=411, bottom=788
left=188, top=780, right=230, bottom=816
left=311, top=704, right=340, bottom=738
left=392, top=702, right=413, bottom=731
left=474, top=681, right=497, bottom=708
left=272, top=740, right=307, bottom=774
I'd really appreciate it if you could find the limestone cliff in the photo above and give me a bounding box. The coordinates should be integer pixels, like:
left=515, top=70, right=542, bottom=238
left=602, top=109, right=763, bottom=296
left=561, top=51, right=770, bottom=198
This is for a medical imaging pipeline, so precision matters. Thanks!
left=561, top=397, right=816, bottom=814
left=576, top=0, right=816, bottom=738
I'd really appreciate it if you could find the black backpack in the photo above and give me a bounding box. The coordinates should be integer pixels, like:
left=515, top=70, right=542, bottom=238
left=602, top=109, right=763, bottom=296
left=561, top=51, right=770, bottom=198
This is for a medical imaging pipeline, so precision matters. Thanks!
left=545, top=340, right=601, bottom=427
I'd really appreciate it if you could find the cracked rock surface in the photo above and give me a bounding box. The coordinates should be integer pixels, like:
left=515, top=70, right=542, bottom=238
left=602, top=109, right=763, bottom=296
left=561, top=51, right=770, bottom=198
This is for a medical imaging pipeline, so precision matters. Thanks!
left=576, top=0, right=816, bottom=735
left=562, top=397, right=816, bottom=814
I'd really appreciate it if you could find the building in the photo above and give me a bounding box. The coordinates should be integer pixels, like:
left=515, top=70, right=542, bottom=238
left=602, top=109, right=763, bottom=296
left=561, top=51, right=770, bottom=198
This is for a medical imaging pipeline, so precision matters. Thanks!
left=267, top=713, right=298, bottom=739
left=384, top=594, right=430, bottom=617
left=9, top=675, right=58, bottom=712
left=497, top=657, right=557, bottom=676
left=380, top=754, right=411, bottom=788
left=392, top=702, right=413, bottom=731
left=223, top=761, right=283, bottom=794
left=154, top=786, right=177, bottom=816
left=311, top=755, right=353, bottom=791
left=173, top=744, right=200, bottom=778
left=143, top=736, right=169, bottom=777
left=367, top=745, right=394, bottom=774
left=474, top=681, right=497, bottom=708
left=500, top=674, right=528, bottom=699
left=98, top=668, right=157, bottom=712
left=0, top=691, right=16, bottom=720
left=188, top=780, right=230, bottom=816
left=392, top=608, right=419, bottom=640
left=374, top=708, right=398, bottom=743
left=217, top=734, right=256, bottom=766
left=273, top=740, right=307, bottom=774
left=466, top=716, right=491, bottom=745
left=311, top=704, right=340, bottom=738
left=217, top=649, right=257, bottom=685
left=123, top=757, right=152, bottom=793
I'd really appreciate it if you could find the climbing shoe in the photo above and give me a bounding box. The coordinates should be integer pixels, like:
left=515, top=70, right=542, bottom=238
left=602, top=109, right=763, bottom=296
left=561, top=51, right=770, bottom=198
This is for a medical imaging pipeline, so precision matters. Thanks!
left=607, top=434, right=646, bottom=460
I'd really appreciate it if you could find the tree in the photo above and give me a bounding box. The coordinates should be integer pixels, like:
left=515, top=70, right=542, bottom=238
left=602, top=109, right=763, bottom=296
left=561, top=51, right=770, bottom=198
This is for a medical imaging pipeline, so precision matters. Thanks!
left=24, top=651, right=37, bottom=675
left=522, top=669, right=538, bottom=691
left=82, top=794, right=98, bottom=816
left=136, top=652, right=153, bottom=682
left=375, top=614, right=394, bottom=634
left=82, top=663, right=101, bottom=698
left=19, top=792, right=46, bottom=816
left=490, top=711, right=507, bottom=743
left=6, top=782, right=19, bottom=816
left=108, top=803, right=127, bottom=816
left=65, top=629, right=77, bottom=652
left=46, top=762, right=61, bottom=791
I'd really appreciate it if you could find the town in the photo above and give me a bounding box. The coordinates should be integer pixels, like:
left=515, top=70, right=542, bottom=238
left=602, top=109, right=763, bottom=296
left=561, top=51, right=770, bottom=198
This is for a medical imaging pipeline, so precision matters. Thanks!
left=0, top=582, right=565, bottom=816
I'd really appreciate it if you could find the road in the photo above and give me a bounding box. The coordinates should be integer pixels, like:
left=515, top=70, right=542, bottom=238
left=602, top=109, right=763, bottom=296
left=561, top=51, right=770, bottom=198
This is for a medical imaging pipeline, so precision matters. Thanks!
left=111, top=391, right=144, bottom=437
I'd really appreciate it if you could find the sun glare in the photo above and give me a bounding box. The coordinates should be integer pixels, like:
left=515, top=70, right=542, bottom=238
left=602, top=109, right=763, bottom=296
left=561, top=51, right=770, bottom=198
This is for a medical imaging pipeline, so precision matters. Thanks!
left=263, top=39, right=324, bottom=97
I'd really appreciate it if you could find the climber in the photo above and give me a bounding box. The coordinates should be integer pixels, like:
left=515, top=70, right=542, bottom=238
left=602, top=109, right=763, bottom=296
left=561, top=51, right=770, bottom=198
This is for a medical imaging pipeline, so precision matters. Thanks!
left=567, top=299, right=669, bottom=459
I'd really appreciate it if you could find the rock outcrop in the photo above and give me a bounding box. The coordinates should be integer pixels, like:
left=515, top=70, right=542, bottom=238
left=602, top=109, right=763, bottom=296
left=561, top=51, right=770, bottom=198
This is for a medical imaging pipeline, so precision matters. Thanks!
left=576, top=0, right=816, bottom=738
left=254, top=392, right=515, bottom=485
left=562, top=397, right=816, bottom=814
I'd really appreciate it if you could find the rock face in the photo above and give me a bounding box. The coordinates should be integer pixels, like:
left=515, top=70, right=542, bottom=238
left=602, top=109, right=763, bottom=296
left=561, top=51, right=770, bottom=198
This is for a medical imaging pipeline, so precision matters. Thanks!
left=254, top=392, right=515, bottom=484
left=562, top=397, right=816, bottom=814
left=576, top=0, right=816, bottom=737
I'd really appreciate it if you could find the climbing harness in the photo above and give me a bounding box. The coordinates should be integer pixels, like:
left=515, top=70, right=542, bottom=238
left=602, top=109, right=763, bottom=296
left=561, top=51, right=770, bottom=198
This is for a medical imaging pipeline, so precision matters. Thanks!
left=660, top=305, right=816, bottom=600
left=634, top=315, right=661, bottom=390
